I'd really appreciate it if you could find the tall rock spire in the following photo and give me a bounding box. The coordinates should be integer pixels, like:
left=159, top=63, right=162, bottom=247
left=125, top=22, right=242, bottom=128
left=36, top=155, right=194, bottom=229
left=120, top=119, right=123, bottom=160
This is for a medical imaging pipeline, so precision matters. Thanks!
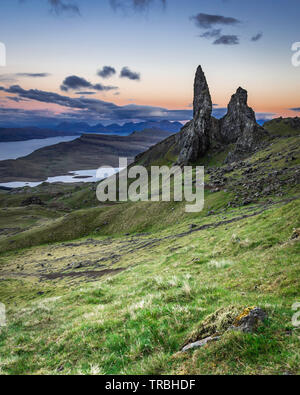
left=177, top=66, right=212, bottom=164
left=193, top=65, right=213, bottom=121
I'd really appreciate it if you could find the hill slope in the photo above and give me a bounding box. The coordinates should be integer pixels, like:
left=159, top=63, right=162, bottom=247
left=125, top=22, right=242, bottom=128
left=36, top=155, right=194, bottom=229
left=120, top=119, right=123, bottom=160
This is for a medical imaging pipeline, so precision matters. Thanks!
left=0, top=123, right=299, bottom=375
left=0, top=127, right=80, bottom=142
left=0, top=129, right=175, bottom=182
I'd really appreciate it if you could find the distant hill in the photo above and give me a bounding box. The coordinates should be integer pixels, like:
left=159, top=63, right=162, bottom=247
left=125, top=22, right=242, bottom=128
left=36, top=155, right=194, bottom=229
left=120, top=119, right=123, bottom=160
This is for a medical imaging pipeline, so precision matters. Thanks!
left=0, top=121, right=183, bottom=142
left=55, top=120, right=183, bottom=135
left=0, top=128, right=176, bottom=182
left=264, top=117, right=300, bottom=137
left=0, top=127, right=79, bottom=142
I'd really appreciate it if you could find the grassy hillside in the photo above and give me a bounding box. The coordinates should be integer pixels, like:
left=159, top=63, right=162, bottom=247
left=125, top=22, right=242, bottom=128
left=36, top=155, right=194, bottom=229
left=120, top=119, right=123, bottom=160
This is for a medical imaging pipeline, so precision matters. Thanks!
left=0, top=198, right=299, bottom=374
left=0, top=126, right=299, bottom=375
left=264, top=117, right=300, bottom=137
left=0, top=129, right=175, bottom=183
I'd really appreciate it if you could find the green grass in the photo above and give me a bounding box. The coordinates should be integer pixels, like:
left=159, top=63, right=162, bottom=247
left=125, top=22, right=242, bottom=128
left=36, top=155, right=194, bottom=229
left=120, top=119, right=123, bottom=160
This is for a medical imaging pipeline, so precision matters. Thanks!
left=0, top=199, right=299, bottom=375
left=0, top=132, right=299, bottom=375
left=264, top=118, right=300, bottom=137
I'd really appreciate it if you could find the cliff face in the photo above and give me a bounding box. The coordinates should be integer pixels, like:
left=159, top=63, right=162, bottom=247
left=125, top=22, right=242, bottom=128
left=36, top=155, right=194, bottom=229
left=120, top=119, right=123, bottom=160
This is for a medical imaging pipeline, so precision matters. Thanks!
left=175, top=67, right=267, bottom=164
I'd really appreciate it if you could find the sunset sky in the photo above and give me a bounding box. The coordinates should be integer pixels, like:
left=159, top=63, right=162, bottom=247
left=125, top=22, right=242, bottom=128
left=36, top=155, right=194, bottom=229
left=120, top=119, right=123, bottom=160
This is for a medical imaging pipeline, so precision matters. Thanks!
left=0, top=0, right=299, bottom=127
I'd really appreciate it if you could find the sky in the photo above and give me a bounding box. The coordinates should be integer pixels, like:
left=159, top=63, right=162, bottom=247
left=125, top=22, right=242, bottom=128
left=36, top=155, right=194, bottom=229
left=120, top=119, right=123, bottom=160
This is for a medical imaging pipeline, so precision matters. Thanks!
left=0, top=0, right=299, bottom=127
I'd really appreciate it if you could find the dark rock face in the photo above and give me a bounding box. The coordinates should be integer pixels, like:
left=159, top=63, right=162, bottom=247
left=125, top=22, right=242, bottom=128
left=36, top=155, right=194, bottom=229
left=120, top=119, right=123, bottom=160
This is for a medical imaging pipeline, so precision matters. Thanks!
left=220, top=87, right=257, bottom=144
left=221, top=88, right=267, bottom=162
left=21, top=196, right=44, bottom=206
left=234, top=307, right=267, bottom=334
left=226, top=123, right=267, bottom=163
left=177, top=66, right=212, bottom=164
left=175, top=67, right=267, bottom=165
left=193, top=65, right=213, bottom=153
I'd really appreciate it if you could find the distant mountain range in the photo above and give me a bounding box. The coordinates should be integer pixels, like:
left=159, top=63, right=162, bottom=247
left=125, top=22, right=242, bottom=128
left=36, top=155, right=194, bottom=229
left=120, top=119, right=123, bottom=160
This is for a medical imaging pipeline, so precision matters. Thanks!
left=0, top=121, right=183, bottom=142
left=0, top=127, right=79, bottom=142
left=54, top=120, right=183, bottom=135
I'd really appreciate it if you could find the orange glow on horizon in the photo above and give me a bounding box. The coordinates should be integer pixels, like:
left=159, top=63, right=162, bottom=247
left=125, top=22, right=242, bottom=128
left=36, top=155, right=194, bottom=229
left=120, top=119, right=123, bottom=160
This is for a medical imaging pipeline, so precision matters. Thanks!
left=1, top=89, right=299, bottom=122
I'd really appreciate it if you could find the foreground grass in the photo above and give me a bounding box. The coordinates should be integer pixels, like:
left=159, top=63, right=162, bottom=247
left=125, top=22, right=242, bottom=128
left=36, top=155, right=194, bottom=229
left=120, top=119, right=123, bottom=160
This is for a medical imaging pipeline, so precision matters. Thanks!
left=0, top=131, right=299, bottom=375
left=0, top=199, right=299, bottom=375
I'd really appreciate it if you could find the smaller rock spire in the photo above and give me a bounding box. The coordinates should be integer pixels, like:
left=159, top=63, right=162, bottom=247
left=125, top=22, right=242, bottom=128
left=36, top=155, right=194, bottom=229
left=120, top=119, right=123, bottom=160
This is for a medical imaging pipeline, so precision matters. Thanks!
left=220, top=86, right=257, bottom=144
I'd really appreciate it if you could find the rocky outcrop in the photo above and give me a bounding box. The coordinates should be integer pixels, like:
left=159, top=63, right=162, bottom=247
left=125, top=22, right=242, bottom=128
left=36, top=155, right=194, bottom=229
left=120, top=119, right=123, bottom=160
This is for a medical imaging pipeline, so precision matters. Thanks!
left=21, top=196, right=44, bottom=206
left=175, top=67, right=267, bottom=165
left=220, top=87, right=257, bottom=144
left=225, top=124, right=267, bottom=163
left=176, top=66, right=212, bottom=164
left=221, top=88, right=267, bottom=162
left=181, top=306, right=267, bottom=353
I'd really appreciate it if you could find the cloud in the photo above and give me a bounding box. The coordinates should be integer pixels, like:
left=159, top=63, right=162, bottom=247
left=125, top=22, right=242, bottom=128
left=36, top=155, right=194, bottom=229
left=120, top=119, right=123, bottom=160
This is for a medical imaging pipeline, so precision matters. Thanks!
left=60, top=75, right=118, bottom=91
left=213, top=35, right=239, bottom=45
left=0, top=72, right=51, bottom=82
left=256, top=113, right=276, bottom=125
left=98, top=66, right=116, bottom=79
left=48, top=0, right=80, bottom=15
left=61, top=76, right=92, bottom=91
left=20, top=0, right=168, bottom=17
left=200, top=29, right=221, bottom=39
left=251, top=32, right=263, bottom=42
left=120, top=67, right=141, bottom=81
left=0, top=75, right=18, bottom=83
left=75, top=91, right=97, bottom=95
left=16, top=73, right=51, bottom=78
left=0, top=83, right=277, bottom=127
left=191, top=13, right=241, bottom=29
left=0, top=84, right=192, bottom=123
left=19, top=0, right=80, bottom=15
left=290, top=107, right=300, bottom=112
left=110, top=0, right=166, bottom=12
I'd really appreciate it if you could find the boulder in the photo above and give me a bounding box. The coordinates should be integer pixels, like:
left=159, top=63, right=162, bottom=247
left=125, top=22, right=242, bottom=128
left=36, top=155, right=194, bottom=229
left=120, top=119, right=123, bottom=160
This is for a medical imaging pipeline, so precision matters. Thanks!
left=232, top=307, right=267, bottom=333
left=21, top=196, right=44, bottom=206
left=181, top=306, right=267, bottom=352
left=181, top=336, right=221, bottom=352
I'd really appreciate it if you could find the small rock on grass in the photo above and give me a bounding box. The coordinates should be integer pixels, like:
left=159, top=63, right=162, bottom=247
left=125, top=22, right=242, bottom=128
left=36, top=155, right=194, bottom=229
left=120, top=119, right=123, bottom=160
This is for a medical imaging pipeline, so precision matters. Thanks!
left=181, top=306, right=267, bottom=353
left=181, top=336, right=221, bottom=352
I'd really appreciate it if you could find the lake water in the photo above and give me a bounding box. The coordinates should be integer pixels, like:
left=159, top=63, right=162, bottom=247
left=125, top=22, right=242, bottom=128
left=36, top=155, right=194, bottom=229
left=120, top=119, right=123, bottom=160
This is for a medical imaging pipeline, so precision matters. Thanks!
left=0, top=136, right=79, bottom=161
left=0, top=136, right=124, bottom=189
left=0, top=168, right=123, bottom=189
